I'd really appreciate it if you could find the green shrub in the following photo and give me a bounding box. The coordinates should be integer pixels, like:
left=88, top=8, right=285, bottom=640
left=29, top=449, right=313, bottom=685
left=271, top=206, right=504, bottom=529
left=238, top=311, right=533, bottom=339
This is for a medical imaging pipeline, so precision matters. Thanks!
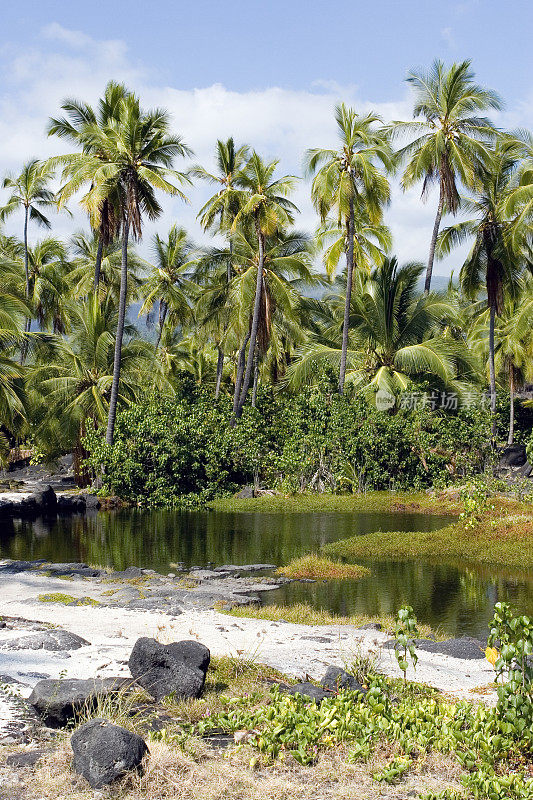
left=84, top=376, right=493, bottom=507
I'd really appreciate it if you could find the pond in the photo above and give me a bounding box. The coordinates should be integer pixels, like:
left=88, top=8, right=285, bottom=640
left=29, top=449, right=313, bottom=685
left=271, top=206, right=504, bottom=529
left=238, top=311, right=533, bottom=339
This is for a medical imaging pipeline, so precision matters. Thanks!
left=1, top=508, right=531, bottom=639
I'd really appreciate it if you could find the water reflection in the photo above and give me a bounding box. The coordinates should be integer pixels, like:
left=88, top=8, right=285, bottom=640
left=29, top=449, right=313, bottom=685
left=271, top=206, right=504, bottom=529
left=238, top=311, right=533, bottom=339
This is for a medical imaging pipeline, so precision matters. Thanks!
left=0, top=508, right=531, bottom=638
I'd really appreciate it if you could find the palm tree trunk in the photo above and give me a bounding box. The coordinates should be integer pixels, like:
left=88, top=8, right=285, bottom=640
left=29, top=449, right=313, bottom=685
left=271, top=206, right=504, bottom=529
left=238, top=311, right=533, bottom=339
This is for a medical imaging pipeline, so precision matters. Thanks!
left=155, top=302, right=167, bottom=353
left=508, top=366, right=515, bottom=446
left=251, top=354, right=259, bottom=408
left=236, top=224, right=265, bottom=416
left=93, top=235, right=104, bottom=293
left=339, top=197, right=355, bottom=394
left=215, top=346, right=224, bottom=399
left=21, top=206, right=31, bottom=363
left=106, top=219, right=129, bottom=445
left=425, top=188, right=444, bottom=293
left=215, top=238, right=232, bottom=400
left=488, top=303, right=497, bottom=447
left=232, top=332, right=250, bottom=415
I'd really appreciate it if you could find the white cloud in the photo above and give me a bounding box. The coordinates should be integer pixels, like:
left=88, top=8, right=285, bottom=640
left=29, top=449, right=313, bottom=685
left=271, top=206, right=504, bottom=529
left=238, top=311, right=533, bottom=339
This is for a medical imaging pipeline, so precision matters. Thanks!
left=0, top=24, right=531, bottom=280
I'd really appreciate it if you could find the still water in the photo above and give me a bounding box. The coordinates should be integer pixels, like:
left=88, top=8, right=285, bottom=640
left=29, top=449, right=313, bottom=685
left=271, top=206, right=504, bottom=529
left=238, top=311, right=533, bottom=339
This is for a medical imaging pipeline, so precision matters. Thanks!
left=1, top=508, right=531, bottom=638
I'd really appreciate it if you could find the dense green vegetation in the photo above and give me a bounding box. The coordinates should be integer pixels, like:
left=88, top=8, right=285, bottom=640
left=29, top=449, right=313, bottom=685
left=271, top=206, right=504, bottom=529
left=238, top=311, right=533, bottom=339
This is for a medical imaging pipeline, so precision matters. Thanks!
left=83, top=378, right=496, bottom=505
left=0, top=60, right=532, bottom=495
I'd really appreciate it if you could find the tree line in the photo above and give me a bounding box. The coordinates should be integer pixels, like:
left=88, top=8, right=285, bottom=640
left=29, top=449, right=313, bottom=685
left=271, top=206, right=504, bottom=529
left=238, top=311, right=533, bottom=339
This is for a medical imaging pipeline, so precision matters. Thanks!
left=0, top=59, right=532, bottom=475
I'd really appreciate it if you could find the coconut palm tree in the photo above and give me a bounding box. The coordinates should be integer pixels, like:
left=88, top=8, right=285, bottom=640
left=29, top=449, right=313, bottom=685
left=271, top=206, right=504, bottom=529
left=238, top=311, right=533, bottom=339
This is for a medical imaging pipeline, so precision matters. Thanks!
left=30, top=294, right=152, bottom=477
left=305, top=104, right=392, bottom=393
left=227, top=228, right=318, bottom=393
left=391, top=60, right=502, bottom=293
left=24, top=238, right=71, bottom=334
left=0, top=160, right=57, bottom=337
left=288, top=257, right=472, bottom=403
left=67, top=93, right=191, bottom=444
left=139, top=225, right=197, bottom=351
left=47, top=82, right=130, bottom=290
left=231, top=152, right=298, bottom=417
left=437, top=140, right=525, bottom=443
left=68, top=230, right=145, bottom=304
left=0, top=262, right=31, bottom=459
left=469, top=276, right=533, bottom=444
left=190, top=138, right=249, bottom=392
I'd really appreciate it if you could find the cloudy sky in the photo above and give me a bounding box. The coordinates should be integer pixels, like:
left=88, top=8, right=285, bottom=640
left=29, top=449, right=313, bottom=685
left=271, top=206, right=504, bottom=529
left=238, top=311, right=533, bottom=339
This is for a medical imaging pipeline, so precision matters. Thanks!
left=2, top=0, right=532, bottom=277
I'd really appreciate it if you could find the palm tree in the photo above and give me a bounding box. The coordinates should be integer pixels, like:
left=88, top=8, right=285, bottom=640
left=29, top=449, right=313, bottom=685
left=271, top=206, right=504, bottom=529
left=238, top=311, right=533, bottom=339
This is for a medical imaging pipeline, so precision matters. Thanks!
left=47, top=81, right=130, bottom=290
left=190, top=139, right=249, bottom=394
left=391, top=60, right=502, bottom=293
left=228, top=228, right=318, bottom=392
left=469, top=276, right=533, bottom=445
left=69, top=92, right=191, bottom=444
left=139, top=225, right=197, bottom=351
left=289, top=257, right=472, bottom=402
left=30, top=294, right=152, bottom=478
left=68, top=230, right=144, bottom=304
left=0, top=261, right=31, bottom=459
left=23, top=238, right=71, bottom=334
left=437, top=140, right=525, bottom=443
left=0, top=159, right=57, bottom=337
left=305, top=104, right=392, bottom=393
left=231, top=152, right=298, bottom=417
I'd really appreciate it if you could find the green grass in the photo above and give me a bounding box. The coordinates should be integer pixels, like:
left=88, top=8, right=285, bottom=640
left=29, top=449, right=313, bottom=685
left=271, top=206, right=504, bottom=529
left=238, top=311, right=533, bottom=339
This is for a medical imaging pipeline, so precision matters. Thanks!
left=277, top=554, right=370, bottom=580
left=37, top=592, right=100, bottom=606
left=323, top=509, right=533, bottom=571
left=222, top=602, right=440, bottom=639
left=210, top=491, right=461, bottom=516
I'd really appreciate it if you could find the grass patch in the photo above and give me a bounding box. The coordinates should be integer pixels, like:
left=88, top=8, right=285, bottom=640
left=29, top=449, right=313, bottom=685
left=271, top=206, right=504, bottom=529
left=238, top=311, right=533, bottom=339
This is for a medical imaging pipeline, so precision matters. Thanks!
left=222, top=602, right=440, bottom=639
left=323, top=498, right=533, bottom=570
left=210, top=490, right=461, bottom=516
left=277, top=554, right=370, bottom=580
left=37, top=593, right=100, bottom=606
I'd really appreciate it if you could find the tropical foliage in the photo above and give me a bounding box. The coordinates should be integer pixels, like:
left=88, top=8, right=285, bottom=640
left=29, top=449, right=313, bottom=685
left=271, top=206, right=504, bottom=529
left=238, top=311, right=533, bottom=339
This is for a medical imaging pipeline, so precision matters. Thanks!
left=0, top=64, right=531, bottom=486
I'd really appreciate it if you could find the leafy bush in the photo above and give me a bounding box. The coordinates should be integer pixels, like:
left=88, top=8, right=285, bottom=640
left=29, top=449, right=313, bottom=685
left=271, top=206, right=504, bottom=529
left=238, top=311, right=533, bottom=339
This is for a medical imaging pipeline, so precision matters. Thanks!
left=84, top=377, right=493, bottom=507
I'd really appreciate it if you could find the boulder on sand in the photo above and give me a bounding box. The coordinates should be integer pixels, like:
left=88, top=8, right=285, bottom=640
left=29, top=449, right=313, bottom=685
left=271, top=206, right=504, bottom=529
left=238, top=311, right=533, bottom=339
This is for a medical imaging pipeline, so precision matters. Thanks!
left=128, top=637, right=210, bottom=702
left=29, top=677, right=130, bottom=727
left=71, top=718, right=148, bottom=789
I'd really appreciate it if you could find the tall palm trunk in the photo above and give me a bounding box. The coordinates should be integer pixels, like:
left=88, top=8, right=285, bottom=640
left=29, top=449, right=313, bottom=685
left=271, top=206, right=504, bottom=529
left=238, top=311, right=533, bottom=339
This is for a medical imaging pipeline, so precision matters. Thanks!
left=507, top=365, right=515, bottom=446
left=488, top=303, right=497, bottom=447
left=251, top=354, right=259, bottom=407
left=20, top=205, right=31, bottom=363
left=215, top=239, right=233, bottom=400
left=215, top=346, right=224, bottom=399
left=425, top=188, right=444, bottom=293
left=236, top=223, right=265, bottom=416
left=93, top=235, right=104, bottom=293
left=106, top=218, right=129, bottom=445
left=232, top=332, right=250, bottom=416
left=155, top=302, right=167, bottom=352
left=339, top=196, right=355, bottom=394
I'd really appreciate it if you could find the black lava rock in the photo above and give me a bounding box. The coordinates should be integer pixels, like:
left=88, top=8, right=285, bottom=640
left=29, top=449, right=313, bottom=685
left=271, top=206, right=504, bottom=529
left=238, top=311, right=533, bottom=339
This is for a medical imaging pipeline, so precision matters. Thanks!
left=28, top=677, right=130, bottom=727
left=282, top=682, right=332, bottom=703
left=320, top=666, right=365, bottom=694
left=6, top=750, right=46, bottom=768
left=0, top=630, right=89, bottom=652
left=384, top=636, right=487, bottom=660
left=71, top=718, right=148, bottom=789
left=27, top=485, right=57, bottom=510
left=128, top=637, right=209, bottom=701
left=165, top=640, right=210, bottom=673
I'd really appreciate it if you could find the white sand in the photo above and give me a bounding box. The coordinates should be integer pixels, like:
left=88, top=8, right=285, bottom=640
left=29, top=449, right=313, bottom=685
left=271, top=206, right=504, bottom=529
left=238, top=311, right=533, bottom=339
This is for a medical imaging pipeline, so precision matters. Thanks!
left=0, top=571, right=496, bottom=703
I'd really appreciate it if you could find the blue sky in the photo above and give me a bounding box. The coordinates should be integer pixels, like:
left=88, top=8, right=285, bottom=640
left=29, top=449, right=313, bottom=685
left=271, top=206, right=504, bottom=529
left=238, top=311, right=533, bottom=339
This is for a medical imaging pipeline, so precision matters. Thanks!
left=1, top=0, right=532, bottom=274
